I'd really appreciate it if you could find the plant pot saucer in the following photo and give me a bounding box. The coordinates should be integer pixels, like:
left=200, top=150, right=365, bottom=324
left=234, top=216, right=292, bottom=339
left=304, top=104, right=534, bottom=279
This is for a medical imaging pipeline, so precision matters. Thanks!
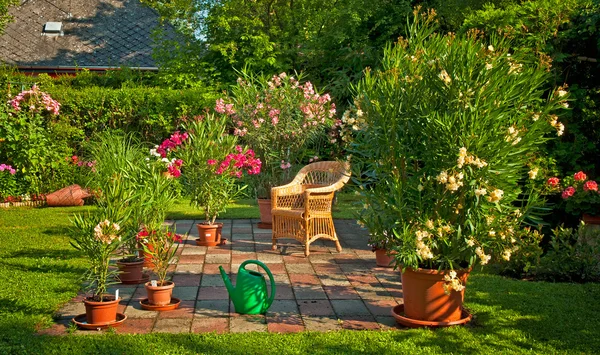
left=72, top=313, right=127, bottom=330
left=140, top=297, right=181, bottom=311
left=195, top=238, right=227, bottom=247
left=120, top=273, right=150, bottom=285
left=391, top=304, right=472, bottom=328
left=257, top=222, right=272, bottom=229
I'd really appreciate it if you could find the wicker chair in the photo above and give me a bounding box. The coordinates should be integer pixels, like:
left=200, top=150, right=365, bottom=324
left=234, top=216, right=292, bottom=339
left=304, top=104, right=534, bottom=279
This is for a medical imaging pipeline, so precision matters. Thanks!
left=271, top=161, right=351, bottom=256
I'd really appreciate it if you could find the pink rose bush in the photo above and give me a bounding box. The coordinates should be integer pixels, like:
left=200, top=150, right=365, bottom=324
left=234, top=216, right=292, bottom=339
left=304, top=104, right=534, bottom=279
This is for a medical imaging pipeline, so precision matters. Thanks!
left=8, top=84, right=60, bottom=115
left=546, top=171, right=600, bottom=217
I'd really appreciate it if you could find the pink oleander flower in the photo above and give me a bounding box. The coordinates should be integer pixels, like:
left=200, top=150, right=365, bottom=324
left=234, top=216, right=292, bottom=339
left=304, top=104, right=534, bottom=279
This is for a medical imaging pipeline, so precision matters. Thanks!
left=215, top=98, right=226, bottom=114
left=561, top=186, right=576, bottom=199
left=547, top=177, right=560, bottom=186
left=207, top=159, right=217, bottom=166
left=583, top=180, right=598, bottom=192
left=574, top=171, right=587, bottom=181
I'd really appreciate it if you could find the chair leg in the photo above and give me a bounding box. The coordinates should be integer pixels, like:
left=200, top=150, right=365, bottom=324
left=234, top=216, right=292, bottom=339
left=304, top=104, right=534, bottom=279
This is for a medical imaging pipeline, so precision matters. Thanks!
left=304, top=242, right=310, bottom=257
left=334, top=239, right=342, bottom=253
left=272, top=237, right=278, bottom=251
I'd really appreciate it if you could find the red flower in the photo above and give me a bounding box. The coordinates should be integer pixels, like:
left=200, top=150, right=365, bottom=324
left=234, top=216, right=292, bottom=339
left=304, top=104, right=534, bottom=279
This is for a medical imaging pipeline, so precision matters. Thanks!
left=547, top=177, right=560, bottom=186
left=574, top=171, right=587, bottom=181
left=583, top=180, right=598, bottom=192
left=207, top=159, right=217, bottom=165
left=561, top=186, right=576, bottom=199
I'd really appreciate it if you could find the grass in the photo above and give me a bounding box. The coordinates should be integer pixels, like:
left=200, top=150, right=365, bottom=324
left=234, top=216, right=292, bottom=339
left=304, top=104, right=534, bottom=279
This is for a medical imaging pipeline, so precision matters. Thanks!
left=1, top=203, right=599, bottom=354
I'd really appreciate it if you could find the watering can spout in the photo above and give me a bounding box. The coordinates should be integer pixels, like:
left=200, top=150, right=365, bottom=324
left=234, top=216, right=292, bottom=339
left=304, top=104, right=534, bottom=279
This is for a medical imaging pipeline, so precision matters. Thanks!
left=219, top=266, right=234, bottom=294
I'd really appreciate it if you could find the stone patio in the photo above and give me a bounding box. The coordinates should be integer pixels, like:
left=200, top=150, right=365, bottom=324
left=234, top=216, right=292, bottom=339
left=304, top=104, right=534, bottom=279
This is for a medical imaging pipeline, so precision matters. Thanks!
left=43, top=219, right=404, bottom=335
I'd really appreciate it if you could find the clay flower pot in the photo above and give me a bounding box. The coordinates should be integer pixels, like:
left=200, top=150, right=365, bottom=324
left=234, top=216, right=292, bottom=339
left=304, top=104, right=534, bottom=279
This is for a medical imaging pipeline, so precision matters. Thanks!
left=196, top=223, right=221, bottom=246
left=257, top=198, right=272, bottom=229
left=401, top=267, right=470, bottom=322
left=116, top=259, right=147, bottom=284
left=374, top=249, right=396, bottom=267
left=46, top=184, right=91, bottom=207
left=83, top=296, right=120, bottom=325
left=145, top=281, right=175, bottom=306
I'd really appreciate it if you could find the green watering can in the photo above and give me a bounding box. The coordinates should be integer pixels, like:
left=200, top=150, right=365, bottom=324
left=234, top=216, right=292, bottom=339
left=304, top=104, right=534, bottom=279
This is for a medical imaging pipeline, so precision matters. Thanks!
left=219, top=260, right=276, bottom=315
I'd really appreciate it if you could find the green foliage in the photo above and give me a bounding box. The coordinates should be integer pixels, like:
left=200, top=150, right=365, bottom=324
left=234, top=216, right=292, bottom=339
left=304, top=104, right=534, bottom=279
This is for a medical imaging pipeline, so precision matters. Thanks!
left=0, top=0, right=17, bottom=35
left=352, top=10, right=566, bottom=271
left=425, top=0, right=520, bottom=31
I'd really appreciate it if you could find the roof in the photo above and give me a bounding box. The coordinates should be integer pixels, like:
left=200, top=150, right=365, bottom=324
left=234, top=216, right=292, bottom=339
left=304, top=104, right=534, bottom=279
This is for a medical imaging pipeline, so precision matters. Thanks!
left=0, top=0, right=174, bottom=69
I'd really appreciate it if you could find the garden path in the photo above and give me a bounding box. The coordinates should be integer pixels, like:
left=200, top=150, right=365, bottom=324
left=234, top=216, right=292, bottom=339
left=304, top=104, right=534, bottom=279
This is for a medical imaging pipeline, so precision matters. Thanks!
left=44, top=220, right=404, bottom=335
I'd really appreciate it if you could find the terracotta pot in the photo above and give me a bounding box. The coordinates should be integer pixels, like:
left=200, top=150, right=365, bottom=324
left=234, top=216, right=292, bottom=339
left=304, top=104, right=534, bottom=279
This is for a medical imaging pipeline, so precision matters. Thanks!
left=196, top=223, right=221, bottom=246
left=83, top=296, right=120, bottom=325
left=582, top=214, right=600, bottom=225
left=257, top=198, right=272, bottom=229
left=116, top=259, right=146, bottom=284
left=215, top=222, right=224, bottom=240
left=401, top=267, right=470, bottom=322
left=145, top=281, right=175, bottom=306
left=46, top=184, right=91, bottom=207
left=375, top=249, right=396, bottom=267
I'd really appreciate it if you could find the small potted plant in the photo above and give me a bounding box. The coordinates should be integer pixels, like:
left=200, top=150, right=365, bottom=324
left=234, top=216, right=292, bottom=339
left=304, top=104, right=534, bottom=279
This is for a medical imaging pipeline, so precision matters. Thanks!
left=213, top=71, right=336, bottom=228
left=70, top=216, right=123, bottom=325
left=138, top=225, right=183, bottom=307
left=546, top=171, right=600, bottom=224
left=179, top=114, right=261, bottom=245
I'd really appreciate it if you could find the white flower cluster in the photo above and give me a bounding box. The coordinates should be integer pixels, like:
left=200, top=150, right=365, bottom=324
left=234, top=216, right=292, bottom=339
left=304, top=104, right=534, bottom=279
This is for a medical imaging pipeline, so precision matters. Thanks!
left=94, top=220, right=121, bottom=244
left=415, top=230, right=433, bottom=259
left=436, top=170, right=464, bottom=192
left=438, top=69, right=452, bottom=85
left=486, top=188, right=504, bottom=203
left=528, top=168, right=538, bottom=179
left=505, top=125, right=522, bottom=145
left=475, top=246, right=491, bottom=265
left=457, top=147, right=488, bottom=169
left=443, top=270, right=465, bottom=294
left=548, top=115, right=565, bottom=136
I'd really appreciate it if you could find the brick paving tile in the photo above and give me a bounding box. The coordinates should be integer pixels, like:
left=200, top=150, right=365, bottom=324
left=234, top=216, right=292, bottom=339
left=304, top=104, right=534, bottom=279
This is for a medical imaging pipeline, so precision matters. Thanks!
left=231, top=254, right=258, bottom=264
left=289, top=274, right=321, bottom=286
left=339, top=263, right=372, bottom=275
left=124, top=301, right=159, bottom=319
left=355, top=286, right=395, bottom=301
left=282, top=255, right=310, bottom=264
left=339, top=315, right=380, bottom=330
left=172, top=274, right=201, bottom=287
left=347, top=274, right=382, bottom=288
left=376, top=316, right=401, bottom=329
left=286, top=263, right=316, bottom=274
left=267, top=315, right=305, bottom=333
left=204, top=248, right=231, bottom=255
left=298, top=300, right=335, bottom=316
left=177, top=254, right=205, bottom=264
left=232, top=228, right=252, bottom=235
left=308, top=254, right=337, bottom=264
left=197, top=286, right=229, bottom=300
left=312, top=263, right=343, bottom=274
left=302, top=316, right=341, bottom=331
left=158, top=300, right=195, bottom=319
left=201, top=274, right=226, bottom=287
left=116, top=318, right=155, bottom=334
left=331, top=300, right=371, bottom=316
left=363, top=299, right=400, bottom=316
left=231, top=246, right=256, bottom=255
left=274, top=285, right=295, bottom=300
left=205, top=254, right=232, bottom=264
left=256, top=253, right=284, bottom=263
left=195, top=300, right=230, bottom=317
left=267, top=299, right=300, bottom=317
left=175, top=264, right=204, bottom=274
left=203, top=264, right=229, bottom=275
left=273, top=274, right=291, bottom=284
left=293, top=285, right=328, bottom=300
left=191, top=316, right=229, bottom=334
left=323, top=285, right=361, bottom=300
left=318, top=273, right=351, bottom=287
left=230, top=314, right=267, bottom=333
left=153, top=318, right=192, bottom=333
left=263, top=263, right=286, bottom=274
left=173, top=286, right=199, bottom=301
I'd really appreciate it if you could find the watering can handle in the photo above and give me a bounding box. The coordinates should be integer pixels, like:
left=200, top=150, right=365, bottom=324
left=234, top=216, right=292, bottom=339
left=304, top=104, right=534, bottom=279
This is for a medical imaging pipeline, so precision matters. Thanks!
left=240, top=260, right=276, bottom=311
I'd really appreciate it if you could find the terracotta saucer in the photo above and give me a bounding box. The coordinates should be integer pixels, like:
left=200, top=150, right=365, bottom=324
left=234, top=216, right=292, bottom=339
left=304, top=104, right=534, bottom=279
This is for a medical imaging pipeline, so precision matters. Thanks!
left=257, top=222, right=272, bottom=229
left=140, top=297, right=181, bottom=311
left=120, top=273, right=150, bottom=285
left=72, top=313, right=127, bottom=330
left=391, top=304, right=472, bottom=328
left=195, top=238, right=226, bottom=247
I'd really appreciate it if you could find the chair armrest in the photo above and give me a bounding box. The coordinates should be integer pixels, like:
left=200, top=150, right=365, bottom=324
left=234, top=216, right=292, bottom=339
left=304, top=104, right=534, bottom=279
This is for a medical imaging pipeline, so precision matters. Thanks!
left=272, top=183, right=304, bottom=209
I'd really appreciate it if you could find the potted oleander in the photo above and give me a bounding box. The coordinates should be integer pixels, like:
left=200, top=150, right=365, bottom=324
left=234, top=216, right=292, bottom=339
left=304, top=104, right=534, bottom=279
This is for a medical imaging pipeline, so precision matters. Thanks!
left=70, top=216, right=123, bottom=325
left=179, top=114, right=261, bottom=245
left=351, top=10, right=568, bottom=327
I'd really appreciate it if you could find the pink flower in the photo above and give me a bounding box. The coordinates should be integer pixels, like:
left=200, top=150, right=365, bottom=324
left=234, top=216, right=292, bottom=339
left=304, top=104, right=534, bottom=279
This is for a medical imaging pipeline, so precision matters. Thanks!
left=207, top=159, right=217, bottom=166
left=547, top=177, right=560, bottom=186
left=271, top=116, right=279, bottom=125
left=561, top=186, right=576, bottom=199
left=215, top=98, right=226, bottom=114
left=574, top=171, right=587, bottom=181
left=583, top=180, right=598, bottom=192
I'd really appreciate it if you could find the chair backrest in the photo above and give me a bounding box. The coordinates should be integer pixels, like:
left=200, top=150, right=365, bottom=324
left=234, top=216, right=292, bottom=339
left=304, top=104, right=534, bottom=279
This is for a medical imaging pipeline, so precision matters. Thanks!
left=297, top=161, right=351, bottom=189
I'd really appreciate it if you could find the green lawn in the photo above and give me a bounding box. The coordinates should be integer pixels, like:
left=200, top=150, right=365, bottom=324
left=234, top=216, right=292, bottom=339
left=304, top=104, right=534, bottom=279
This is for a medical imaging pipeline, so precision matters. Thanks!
left=1, top=203, right=599, bottom=354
